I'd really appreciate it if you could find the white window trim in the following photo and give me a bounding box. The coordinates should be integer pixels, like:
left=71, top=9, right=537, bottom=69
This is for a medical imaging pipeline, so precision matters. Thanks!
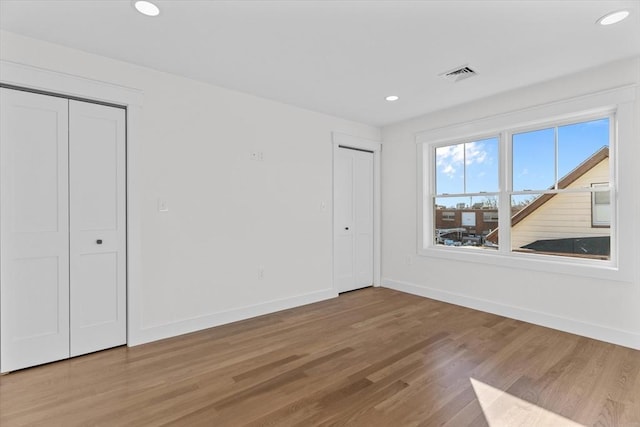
left=415, top=85, right=636, bottom=282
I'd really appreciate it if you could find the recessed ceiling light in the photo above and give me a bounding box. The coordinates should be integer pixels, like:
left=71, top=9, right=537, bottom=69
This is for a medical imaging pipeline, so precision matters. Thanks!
left=597, top=10, right=629, bottom=26
left=385, top=95, right=399, bottom=102
left=134, top=0, right=160, bottom=17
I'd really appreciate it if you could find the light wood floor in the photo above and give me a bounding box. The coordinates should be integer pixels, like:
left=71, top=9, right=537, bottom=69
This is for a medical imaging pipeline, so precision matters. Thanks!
left=1, top=288, right=639, bottom=426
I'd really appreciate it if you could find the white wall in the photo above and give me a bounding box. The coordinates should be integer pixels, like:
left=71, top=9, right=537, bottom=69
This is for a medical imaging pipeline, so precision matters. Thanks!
left=3, top=29, right=638, bottom=351
left=381, top=57, right=640, bottom=349
left=0, top=31, right=380, bottom=344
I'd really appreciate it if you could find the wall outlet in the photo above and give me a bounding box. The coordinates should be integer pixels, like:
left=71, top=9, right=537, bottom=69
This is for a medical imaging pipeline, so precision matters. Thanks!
left=405, top=255, right=413, bottom=265
left=258, top=266, right=264, bottom=279
left=250, top=151, right=264, bottom=161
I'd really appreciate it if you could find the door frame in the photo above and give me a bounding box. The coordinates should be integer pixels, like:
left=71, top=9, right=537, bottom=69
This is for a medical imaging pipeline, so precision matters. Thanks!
left=0, top=60, right=145, bottom=347
left=332, top=132, right=381, bottom=292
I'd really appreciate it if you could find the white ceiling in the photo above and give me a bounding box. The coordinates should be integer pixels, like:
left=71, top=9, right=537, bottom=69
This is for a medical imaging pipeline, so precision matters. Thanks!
left=1, top=0, right=639, bottom=127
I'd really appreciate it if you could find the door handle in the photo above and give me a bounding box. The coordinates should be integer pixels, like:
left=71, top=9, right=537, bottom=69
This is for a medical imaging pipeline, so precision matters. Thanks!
left=345, top=227, right=349, bottom=231
left=96, top=239, right=103, bottom=245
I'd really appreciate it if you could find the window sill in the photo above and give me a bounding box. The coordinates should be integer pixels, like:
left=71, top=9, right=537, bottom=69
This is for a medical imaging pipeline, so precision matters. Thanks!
left=417, top=246, right=630, bottom=282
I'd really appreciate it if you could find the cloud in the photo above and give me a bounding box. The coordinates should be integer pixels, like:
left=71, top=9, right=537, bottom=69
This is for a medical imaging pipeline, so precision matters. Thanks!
left=465, top=142, right=488, bottom=165
left=442, top=164, right=455, bottom=175
left=436, top=141, right=488, bottom=178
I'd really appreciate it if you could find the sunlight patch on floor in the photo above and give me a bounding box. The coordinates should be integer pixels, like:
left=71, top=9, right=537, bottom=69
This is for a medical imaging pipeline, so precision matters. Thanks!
left=470, top=378, right=585, bottom=427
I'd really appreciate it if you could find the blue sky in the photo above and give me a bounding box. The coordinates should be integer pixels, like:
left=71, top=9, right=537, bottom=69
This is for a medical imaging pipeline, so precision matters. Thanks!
left=435, top=118, right=609, bottom=209
left=435, top=136, right=499, bottom=195
left=513, top=118, right=609, bottom=191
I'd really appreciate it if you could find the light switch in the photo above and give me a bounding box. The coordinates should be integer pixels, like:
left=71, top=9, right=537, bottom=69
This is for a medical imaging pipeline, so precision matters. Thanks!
left=158, top=198, right=169, bottom=213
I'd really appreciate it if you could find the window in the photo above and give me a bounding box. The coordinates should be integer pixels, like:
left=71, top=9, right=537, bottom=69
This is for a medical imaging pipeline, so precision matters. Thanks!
left=433, top=137, right=499, bottom=247
left=510, top=118, right=611, bottom=259
left=442, top=211, right=455, bottom=221
left=425, top=115, right=614, bottom=261
left=483, top=212, right=499, bottom=222
left=591, top=183, right=610, bottom=227
left=417, top=86, right=638, bottom=280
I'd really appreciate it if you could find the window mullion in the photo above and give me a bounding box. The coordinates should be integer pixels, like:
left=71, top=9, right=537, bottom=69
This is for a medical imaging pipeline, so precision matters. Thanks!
left=463, top=142, right=467, bottom=193
left=499, top=131, right=510, bottom=254
left=554, top=126, right=559, bottom=190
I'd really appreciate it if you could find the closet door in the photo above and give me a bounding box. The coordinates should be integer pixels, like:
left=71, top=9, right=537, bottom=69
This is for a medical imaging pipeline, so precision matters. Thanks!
left=69, top=100, right=126, bottom=357
left=333, top=147, right=374, bottom=293
left=0, top=88, right=70, bottom=372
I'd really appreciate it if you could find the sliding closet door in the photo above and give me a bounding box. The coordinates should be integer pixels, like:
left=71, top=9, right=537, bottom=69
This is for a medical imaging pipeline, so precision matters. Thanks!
left=69, top=100, right=126, bottom=357
left=0, top=88, right=70, bottom=372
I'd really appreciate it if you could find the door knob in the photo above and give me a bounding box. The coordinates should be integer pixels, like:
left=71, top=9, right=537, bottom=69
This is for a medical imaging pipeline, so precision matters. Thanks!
left=96, top=239, right=103, bottom=244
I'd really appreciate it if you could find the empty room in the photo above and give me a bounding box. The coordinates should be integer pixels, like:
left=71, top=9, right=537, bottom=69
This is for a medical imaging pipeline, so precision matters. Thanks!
left=0, top=1, right=639, bottom=425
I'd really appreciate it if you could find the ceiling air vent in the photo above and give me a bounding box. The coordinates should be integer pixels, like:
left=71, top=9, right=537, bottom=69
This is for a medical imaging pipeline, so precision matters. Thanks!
left=440, top=65, right=477, bottom=82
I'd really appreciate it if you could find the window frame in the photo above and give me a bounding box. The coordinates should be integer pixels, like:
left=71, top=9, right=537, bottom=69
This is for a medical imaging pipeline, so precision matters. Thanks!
left=415, top=86, right=635, bottom=282
left=506, top=114, right=615, bottom=258
left=431, top=133, right=501, bottom=247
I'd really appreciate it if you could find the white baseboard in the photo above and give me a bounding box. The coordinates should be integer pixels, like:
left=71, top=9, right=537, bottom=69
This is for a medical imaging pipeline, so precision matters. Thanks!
left=382, top=278, right=640, bottom=350
left=129, top=288, right=338, bottom=346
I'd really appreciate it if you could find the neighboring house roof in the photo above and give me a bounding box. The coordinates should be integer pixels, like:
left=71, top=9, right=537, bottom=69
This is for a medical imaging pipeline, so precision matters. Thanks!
left=485, top=146, right=609, bottom=243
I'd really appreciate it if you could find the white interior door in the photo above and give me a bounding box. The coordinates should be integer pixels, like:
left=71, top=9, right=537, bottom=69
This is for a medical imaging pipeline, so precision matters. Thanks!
left=69, top=100, right=127, bottom=357
left=0, top=88, right=70, bottom=372
left=333, top=147, right=373, bottom=293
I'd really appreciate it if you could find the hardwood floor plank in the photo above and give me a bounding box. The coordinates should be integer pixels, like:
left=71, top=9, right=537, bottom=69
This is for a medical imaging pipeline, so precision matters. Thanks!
left=442, top=398, right=489, bottom=427
left=1, top=287, right=638, bottom=426
left=346, top=332, right=449, bottom=382
left=232, top=354, right=305, bottom=382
